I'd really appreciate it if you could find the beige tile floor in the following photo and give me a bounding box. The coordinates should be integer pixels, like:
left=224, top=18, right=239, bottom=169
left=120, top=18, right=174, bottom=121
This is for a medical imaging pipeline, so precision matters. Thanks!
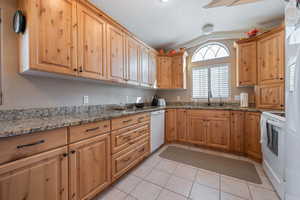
left=95, top=144, right=280, bottom=200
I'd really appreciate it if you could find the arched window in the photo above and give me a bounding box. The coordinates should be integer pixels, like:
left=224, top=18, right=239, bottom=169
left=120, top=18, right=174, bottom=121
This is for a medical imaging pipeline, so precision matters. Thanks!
left=191, top=42, right=230, bottom=62
left=192, top=42, right=231, bottom=99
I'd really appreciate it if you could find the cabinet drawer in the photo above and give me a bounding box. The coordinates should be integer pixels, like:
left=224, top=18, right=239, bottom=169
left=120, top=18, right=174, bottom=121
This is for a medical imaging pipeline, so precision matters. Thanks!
left=0, top=128, right=67, bottom=165
left=112, top=122, right=149, bottom=154
left=111, top=113, right=150, bottom=130
left=69, top=120, right=110, bottom=143
left=112, top=139, right=149, bottom=180
left=188, top=110, right=230, bottom=118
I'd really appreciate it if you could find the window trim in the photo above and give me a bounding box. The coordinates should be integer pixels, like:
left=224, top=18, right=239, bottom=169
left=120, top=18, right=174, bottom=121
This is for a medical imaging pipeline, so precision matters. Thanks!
left=191, top=42, right=230, bottom=63
left=192, top=63, right=231, bottom=100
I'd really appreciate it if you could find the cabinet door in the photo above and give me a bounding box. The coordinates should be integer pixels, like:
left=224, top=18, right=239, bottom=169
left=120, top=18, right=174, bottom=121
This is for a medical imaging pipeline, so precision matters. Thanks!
left=258, top=31, right=284, bottom=85
left=0, top=147, right=68, bottom=200
left=140, top=47, right=150, bottom=86
left=256, top=83, right=284, bottom=109
left=69, top=134, right=111, bottom=200
left=125, top=36, right=140, bottom=85
left=165, top=109, right=177, bottom=142
left=77, top=3, right=106, bottom=80
left=206, top=118, right=230, bottom=150
left=237, top=41, right=257, bottom=86
left=149, top=52, right=157, bottom=88
left=30, top=0, right=77, bottom=75
left=245, top=112, right=262, bottom=161
left=230, top=111, right=245, bottom=154
left=157, top=57, right=172, bottom=88
left=107, top=24, right=125, bottom=82
left=176, top=109, right=187, bottom=142
left=172, top=55, right=182, bottom=88
left=187, top=115, right=207, bottom=145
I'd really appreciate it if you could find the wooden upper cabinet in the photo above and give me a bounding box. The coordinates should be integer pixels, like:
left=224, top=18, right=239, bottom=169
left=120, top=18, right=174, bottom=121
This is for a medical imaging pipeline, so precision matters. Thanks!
left=0, top=147, right=68, bottom=200
left=69, top=134, right=111, bottom=200
left=157, top=56, right=172, bottom=88
left=256, top=83, right=285, bottom=109
left=257, top=30, right=285, bottom=85
left=149, top=51, right=157, bottom=88
left=176, top=109, right=187, bottom=142
left=172, top=53, right=187, bottom=89
left=245, top=112, right=262, bottom=161
left=165, top=109, right=177, bottom=142
left=236, top=41, right=257, bottom=86
left=107, top=24, right=125, bottom=83
left=230, top=111, right=245, bottom=154
left=206, top=117, right=230, bottom=150
left=20, top=0, right=77, bottom=75
left=77, top=2, right=106, bottom=80
left=140, top=46, right=150, bottom=86
left=125, top=36, right=140, bottom=85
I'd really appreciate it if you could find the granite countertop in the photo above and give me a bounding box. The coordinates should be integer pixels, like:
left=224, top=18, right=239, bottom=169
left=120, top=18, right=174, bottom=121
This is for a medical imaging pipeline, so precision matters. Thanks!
left=0, top=105, right=264, bottom=138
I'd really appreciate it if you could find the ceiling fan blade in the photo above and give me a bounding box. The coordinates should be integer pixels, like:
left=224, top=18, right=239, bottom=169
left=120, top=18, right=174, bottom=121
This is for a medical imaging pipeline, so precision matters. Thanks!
left=227, top=0, right=262, bottom=7
left=203, top=0, right=236, bottom=8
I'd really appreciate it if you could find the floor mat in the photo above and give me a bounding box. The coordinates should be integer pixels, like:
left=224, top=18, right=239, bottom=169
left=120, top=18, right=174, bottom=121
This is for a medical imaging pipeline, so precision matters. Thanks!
left=159, top=146, right=262, bottom=184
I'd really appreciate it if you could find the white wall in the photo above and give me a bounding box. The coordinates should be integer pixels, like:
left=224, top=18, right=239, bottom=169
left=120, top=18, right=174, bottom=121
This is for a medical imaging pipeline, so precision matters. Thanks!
left=0, top=0, right=155, bottom=109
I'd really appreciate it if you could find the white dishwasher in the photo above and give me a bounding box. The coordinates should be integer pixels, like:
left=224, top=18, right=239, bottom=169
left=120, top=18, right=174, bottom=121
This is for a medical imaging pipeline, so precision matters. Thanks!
left=150, top=110, right=165, bottom=153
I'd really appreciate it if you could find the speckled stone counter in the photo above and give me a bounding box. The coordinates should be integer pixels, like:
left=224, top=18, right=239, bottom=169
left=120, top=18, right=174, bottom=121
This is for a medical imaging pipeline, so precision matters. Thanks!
left=0, top=103, right=267, bottom=138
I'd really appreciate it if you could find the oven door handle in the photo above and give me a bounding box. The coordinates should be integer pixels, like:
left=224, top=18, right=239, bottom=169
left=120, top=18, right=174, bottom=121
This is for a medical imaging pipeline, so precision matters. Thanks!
left=266, top=119, right=284, bottom=128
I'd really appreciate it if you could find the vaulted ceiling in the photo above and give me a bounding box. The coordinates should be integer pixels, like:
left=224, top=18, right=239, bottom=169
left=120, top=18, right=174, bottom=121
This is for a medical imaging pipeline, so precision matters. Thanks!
left=90, top=0, right=285, bottom=49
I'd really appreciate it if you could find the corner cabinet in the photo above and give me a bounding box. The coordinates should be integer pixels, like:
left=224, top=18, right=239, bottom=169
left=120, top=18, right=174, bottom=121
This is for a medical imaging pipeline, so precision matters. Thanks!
left=235, top=41, right=257, bottom=86
left=20, top=0, right=78, bottom=76
left=157, top=52, right=187, bottom=89
left=0, top=147, right=69, bottom=200
left=235, top=26, right=285, bottom=110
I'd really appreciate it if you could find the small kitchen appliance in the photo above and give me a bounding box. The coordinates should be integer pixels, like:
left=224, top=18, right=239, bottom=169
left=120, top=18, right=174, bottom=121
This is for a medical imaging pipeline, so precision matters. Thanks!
left=157, top=98, right=166, bottom=106
left=240, top=93, right=249, bottom=108
left=151, top=95, right=159, bottom=106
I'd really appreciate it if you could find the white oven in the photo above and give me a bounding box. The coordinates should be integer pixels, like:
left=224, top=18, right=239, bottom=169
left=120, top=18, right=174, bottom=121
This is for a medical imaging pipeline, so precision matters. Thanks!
left=261, top=112, right=286, bottom=199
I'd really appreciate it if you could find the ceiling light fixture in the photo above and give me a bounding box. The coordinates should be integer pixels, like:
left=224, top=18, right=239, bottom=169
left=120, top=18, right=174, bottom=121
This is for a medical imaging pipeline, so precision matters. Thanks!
left=160, top=0, right=169, bottom=3
left=202, top=24, right=214, bottom=35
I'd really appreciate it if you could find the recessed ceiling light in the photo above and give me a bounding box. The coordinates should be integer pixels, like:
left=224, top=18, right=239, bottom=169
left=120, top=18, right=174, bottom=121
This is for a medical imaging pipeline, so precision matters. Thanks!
left=160, top=0, right=169, bottom=3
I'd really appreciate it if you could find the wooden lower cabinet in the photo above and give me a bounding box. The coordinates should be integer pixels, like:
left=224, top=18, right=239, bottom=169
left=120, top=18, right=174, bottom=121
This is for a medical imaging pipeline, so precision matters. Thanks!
left=187, top=115, right=207, bottom=145
left=245, top=112, right=262, bottom=161
left=206, top=117, right=230, bottom=150
left=0, top=147, right=68, bottom=200
left=230, top=111, right=245, bottom=154
left=165, top=109, right=177, bottom=142
left=69, top=134, right=111, bottom=200
left=176, top=109, right=187, bottom=142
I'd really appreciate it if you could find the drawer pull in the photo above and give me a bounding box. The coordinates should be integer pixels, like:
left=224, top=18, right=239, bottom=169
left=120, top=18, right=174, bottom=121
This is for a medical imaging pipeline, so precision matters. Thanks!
left=138, top=117, right=145, bottom=121
left=86, top=127, right=100, bottom=132
left=122, top=136, right=131, bottom=141
left=122, top=119, right=133, bottom=123
left=17, top=140, right=45, bottom=149
left=121, top=156, right=132, bottom=162
left=103, top=125, right=108, bottom=128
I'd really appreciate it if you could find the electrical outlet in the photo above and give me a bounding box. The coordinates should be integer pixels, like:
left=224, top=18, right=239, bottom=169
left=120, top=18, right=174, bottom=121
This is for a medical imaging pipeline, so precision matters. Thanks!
left=83, top=96, right=89, bottom=105
left=177, top=96, right=181, bottom=101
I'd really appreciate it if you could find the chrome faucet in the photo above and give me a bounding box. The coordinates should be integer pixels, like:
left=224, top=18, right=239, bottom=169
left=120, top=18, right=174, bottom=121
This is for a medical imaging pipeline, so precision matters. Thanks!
left=207, top=90, right=212, bottom=106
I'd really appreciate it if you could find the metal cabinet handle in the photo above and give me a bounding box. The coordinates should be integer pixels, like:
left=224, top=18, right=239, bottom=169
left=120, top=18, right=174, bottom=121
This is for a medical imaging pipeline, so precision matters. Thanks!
left=122, top=119, right=133, bottom=123
left=17, top=140, right=45, bottom=149
left=138, top=147, right=145, bottom=153
left=121, top=156, right=132, bottom=162
left=86, top=127, right=100, bottom=132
